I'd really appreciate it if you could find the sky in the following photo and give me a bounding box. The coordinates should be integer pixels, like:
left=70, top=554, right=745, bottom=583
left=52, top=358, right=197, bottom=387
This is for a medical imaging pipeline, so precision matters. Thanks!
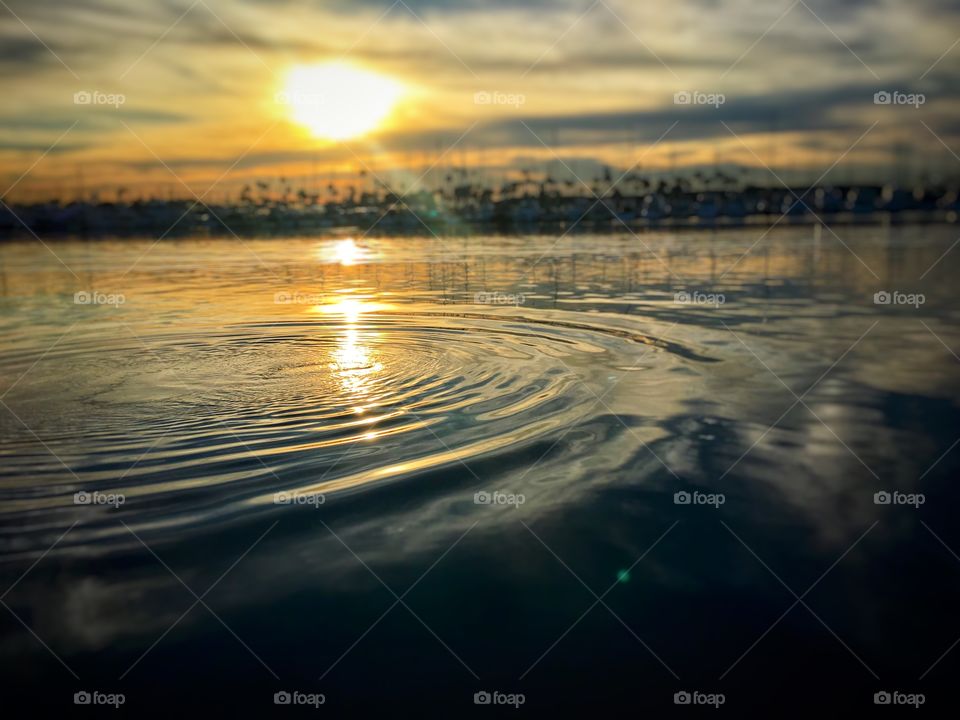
left=0, top=0, right=958, bottom=201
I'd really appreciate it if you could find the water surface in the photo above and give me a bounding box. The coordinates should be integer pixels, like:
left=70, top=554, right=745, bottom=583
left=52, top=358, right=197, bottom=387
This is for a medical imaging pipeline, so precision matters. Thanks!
left=1, top=227, right=959, bottom=712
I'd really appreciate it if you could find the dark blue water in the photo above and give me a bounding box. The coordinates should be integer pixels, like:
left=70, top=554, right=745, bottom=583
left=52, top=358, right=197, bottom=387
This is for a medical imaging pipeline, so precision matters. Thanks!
left=1, top=227, right=959, bottom=713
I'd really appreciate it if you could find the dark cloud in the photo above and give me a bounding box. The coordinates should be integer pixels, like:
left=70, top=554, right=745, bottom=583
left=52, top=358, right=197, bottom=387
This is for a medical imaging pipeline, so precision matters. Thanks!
left=0, top=140, right=89, bottom=153
left=0, top=36, right=52, bottom=66
left=403, top=76, right=955, bottom=152
left=0, top=108, right=191, bottom=134
left=243, top=0, right=574, bottom=11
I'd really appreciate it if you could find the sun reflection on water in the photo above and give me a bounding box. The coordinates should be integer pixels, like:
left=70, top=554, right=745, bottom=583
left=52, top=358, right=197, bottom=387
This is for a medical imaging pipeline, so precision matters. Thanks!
left=327, top=238, right=363, bottom=266
left=314, top=296, right=390, bottom=397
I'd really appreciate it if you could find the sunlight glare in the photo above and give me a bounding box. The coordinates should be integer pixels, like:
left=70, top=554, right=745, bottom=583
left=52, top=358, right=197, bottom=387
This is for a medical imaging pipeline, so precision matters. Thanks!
left=283, top=63, right=403, bottom=140
left=334, top=238, right=361, bottom=266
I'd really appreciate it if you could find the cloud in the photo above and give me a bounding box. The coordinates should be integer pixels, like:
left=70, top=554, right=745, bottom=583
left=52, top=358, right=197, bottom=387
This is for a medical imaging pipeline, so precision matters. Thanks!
left=0, top=108, right=192, bottom=134
left=0, top=35, right=54, bottom=66
left=0, top=0, right=957, bottom=195
left=0, top=140, right=90, bottom=153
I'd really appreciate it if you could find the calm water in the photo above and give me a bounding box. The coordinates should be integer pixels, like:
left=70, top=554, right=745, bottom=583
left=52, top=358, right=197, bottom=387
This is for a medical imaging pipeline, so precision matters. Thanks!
left=1, top=226, right=959, bottom=712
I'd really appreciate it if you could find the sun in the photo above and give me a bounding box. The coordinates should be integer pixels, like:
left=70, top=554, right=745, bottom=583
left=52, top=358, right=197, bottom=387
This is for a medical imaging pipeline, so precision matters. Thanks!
left=281, top=63, right=403, bottom=140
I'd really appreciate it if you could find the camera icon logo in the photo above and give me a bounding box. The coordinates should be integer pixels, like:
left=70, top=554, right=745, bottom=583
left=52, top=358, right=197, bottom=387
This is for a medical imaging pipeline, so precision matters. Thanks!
left=74, top=491, right=91, bottom=505
left=474, top=690, right=492, bottom=705
left=874, top=91, right=891, bottom=105
left=673, top=491, right=691, bottom=505
left=874, top=491, right=891, bottom=505
left=674, top=91, right=691, bottom=105
left=874, top=691, right=891, bottom=704
left=74, top=91, right=92, bottom=105
left=274, top=691, right=291, bottom=705
left=873, top=291, right=891, bottom=305
left=674, top=691, right=692, bottom=704
left=474, top=91, right=492, bottom=105
left=474, top=491, right=492, bottom=505
left=273, top=492, right=291, bottom=505
left=74, top=291, right=92, bottom=305
left=74, top=691, right=91, bottom=705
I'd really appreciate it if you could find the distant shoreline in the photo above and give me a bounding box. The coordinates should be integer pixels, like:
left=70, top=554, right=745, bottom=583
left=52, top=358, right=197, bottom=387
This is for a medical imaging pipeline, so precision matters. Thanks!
left=3, top=183, right=957, bottom=239
left=1, top=210, right=956, bottom=240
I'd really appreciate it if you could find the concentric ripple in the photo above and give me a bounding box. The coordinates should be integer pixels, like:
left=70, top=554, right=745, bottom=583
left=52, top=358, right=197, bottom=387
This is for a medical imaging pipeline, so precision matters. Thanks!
left=0, top=310, right=697, bottom=557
